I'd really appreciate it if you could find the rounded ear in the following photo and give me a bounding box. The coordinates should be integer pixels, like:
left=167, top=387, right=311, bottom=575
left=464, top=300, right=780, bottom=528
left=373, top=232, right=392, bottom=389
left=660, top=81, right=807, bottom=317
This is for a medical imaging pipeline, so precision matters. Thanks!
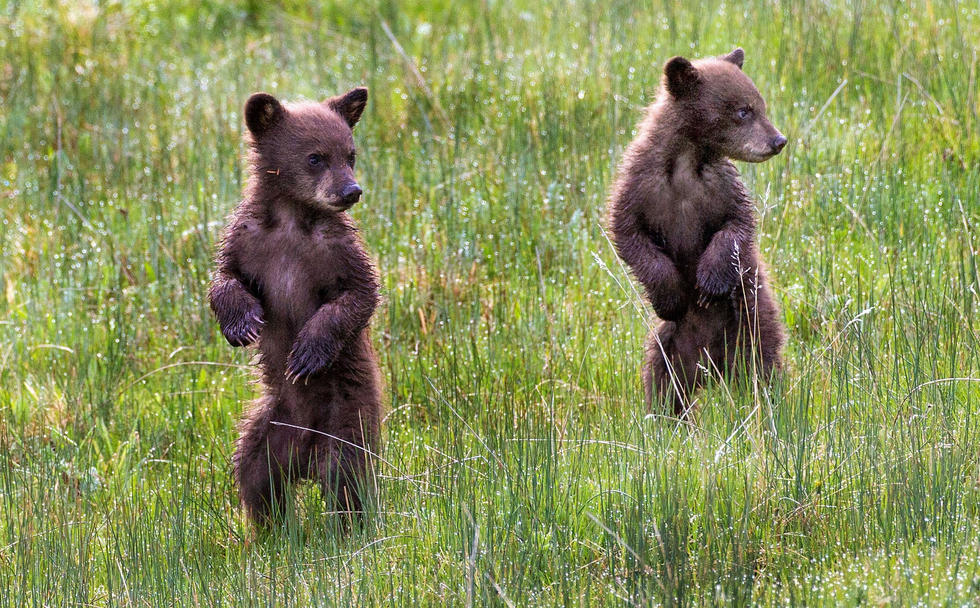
left=327, top=87, right=368, bottom=128
left=244, top=93, right=285, bottom=137
left=664, top=56, right=700, bottom=98
left=722, top=47, right=745, bottom=69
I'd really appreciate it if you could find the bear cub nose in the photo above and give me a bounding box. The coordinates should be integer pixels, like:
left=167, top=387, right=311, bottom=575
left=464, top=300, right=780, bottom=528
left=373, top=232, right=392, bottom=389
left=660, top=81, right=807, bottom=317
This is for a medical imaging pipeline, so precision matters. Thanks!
left=340, top=183, right=362, bottom=205
left=770, top=134, right=788, bottom=154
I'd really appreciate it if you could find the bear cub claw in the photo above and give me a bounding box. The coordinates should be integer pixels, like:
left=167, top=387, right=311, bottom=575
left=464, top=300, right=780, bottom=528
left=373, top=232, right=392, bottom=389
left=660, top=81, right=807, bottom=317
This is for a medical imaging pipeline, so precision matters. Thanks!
left=286, top=336, right=338, bottom=381
left=695, top=262, right=737, bottom=304
left=215, top=291, right=265, bottom=347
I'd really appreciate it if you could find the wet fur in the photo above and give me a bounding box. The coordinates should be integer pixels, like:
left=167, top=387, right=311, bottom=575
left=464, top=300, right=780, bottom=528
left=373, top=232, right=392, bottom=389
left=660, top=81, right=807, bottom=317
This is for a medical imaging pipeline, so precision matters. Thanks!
left=209, top=89, right=381, bottom=525
left=607, top=49, right=786, bottom=416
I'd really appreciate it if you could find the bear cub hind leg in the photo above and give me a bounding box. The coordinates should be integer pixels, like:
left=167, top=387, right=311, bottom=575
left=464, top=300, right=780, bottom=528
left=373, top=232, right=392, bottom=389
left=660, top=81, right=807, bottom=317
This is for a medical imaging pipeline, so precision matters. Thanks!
left=233, top=402, right=309, bottom=525
left=645, top=320, right=710, bottom=418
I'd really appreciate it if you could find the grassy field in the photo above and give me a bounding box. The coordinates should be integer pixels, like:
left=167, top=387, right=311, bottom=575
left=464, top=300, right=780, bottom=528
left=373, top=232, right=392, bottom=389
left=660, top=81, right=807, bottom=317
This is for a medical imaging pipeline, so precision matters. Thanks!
left=2, top=0, right=979, bottom=605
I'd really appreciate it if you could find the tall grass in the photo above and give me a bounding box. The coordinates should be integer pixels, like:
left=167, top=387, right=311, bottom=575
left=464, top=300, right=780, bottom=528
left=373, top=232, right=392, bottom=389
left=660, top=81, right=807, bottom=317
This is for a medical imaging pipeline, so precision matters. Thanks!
left=1, top=0, right=978, bottom=605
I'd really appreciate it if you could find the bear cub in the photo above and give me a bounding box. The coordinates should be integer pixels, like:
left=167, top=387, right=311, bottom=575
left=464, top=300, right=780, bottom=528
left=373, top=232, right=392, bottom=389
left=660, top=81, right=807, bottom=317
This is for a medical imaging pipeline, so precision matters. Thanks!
left=209, top=87, right=382, bottom=525
left=607, top=48, right=787, bottom=416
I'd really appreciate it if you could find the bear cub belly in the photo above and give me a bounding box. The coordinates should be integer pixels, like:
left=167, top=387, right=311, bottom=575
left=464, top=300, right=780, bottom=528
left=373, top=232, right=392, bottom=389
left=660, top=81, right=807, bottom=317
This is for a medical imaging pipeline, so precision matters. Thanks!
left=607, top=48, right=788, bottom=416
left=208, top=87, right=382, bottom=525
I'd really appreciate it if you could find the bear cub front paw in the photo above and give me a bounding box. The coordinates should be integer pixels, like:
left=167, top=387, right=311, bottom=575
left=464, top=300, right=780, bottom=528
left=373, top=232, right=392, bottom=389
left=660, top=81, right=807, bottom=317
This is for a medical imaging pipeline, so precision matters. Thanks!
left=696, top=258, right=738, bottom=307
left=651, top=289, right=689, bottom=321
left=286, top=336, right=339, bottom=382
left=215, top=291, right=265, bottom=347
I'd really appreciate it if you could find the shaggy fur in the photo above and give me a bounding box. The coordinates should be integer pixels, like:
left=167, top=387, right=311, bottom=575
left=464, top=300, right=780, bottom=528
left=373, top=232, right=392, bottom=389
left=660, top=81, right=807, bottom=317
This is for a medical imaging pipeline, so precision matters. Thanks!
left=208, top=88, right=382, bottom=525
left=607, top=48, right=787, bottom=416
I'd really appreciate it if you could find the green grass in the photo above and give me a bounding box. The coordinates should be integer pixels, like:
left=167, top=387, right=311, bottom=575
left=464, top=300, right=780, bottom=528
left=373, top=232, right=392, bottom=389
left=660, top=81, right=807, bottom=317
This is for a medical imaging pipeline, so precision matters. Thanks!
left=2, top=0, right=979, bottom=605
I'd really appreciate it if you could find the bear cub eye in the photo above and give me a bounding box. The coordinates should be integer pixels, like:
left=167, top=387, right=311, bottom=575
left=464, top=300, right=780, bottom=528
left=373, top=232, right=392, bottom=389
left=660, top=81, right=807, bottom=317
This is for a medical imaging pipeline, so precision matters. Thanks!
left=736, top=107, right=754, bottom=121
left=308, top=154, right=323, bottom=167
left=347, top=151, right=356, bottom=168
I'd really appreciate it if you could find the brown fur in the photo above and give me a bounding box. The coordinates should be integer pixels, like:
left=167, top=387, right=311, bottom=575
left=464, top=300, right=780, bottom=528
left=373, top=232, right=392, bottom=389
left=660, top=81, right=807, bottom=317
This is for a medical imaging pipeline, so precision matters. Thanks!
left=208, top=88, right=382, bottom=525
left=607, top=48, right=787, bottom=416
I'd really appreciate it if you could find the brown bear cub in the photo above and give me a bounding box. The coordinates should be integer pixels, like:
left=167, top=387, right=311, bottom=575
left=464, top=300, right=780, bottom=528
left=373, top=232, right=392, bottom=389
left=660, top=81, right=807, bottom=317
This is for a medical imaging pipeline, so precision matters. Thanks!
left=607, top=48, right=787, bottom=416
left=209, top=88, right=382, bottom=525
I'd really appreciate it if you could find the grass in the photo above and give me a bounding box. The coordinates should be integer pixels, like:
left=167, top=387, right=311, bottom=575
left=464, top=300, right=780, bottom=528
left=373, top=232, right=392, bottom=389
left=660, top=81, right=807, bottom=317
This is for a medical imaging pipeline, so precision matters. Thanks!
left=1, top=0, right=979, bottom=605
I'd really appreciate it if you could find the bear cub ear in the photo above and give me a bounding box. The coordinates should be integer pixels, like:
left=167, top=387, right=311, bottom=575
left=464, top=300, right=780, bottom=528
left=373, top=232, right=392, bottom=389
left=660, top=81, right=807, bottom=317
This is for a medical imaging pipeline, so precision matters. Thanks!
left=722, top=47, right=745, bottom=69
left=245, top=93, right=285, bottom=137
left=664, top=56, right=701, bottom=98
left=327, top=87, right=368, bottom=128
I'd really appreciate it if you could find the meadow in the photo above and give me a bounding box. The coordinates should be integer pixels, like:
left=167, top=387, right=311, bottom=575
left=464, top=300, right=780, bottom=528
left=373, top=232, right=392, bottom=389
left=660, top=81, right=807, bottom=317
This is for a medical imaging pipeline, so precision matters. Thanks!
left=1, top=0, right=979, bottom=605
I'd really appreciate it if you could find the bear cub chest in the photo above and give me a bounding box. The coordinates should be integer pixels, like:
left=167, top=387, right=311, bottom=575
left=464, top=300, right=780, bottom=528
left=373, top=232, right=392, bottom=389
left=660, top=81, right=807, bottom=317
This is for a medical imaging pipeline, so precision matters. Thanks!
left=643, top=175, right=733, bottom=270
left=236, top=216, right=347, bottom=324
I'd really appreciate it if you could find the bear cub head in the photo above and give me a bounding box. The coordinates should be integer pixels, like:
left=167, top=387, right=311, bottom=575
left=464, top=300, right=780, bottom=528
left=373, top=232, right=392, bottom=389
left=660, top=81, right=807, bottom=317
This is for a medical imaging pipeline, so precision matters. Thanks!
left=663, top=48, right=786, bottom=162
left=244, top=88, right=368, bottom=212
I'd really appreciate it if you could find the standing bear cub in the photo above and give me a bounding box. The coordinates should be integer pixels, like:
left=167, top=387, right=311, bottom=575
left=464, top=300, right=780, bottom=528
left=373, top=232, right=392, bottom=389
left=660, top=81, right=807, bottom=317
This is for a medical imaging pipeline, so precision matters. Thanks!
left=209, top=88, right=382, bottom=525
left=607, top=48, right=787, bottom=416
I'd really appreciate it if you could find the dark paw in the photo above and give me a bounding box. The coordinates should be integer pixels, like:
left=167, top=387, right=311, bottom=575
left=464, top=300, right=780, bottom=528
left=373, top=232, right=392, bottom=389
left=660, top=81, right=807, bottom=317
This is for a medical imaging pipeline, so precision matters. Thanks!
left=285, top=337, right=338, bottom=383
left=651, top=292, right=688, bottom=321
left=696, top=265, right=736, bottom=302
left=211, top=278, right=265, bottom=347
left=218, top=300, right=264, bottom=347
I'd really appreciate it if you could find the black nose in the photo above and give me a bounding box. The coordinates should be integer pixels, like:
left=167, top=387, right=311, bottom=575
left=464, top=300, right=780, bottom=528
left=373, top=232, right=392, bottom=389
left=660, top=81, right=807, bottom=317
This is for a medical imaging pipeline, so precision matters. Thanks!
left=340, top=183, right=362, bottom=205
left=770, top=134, right=788, bottom=153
